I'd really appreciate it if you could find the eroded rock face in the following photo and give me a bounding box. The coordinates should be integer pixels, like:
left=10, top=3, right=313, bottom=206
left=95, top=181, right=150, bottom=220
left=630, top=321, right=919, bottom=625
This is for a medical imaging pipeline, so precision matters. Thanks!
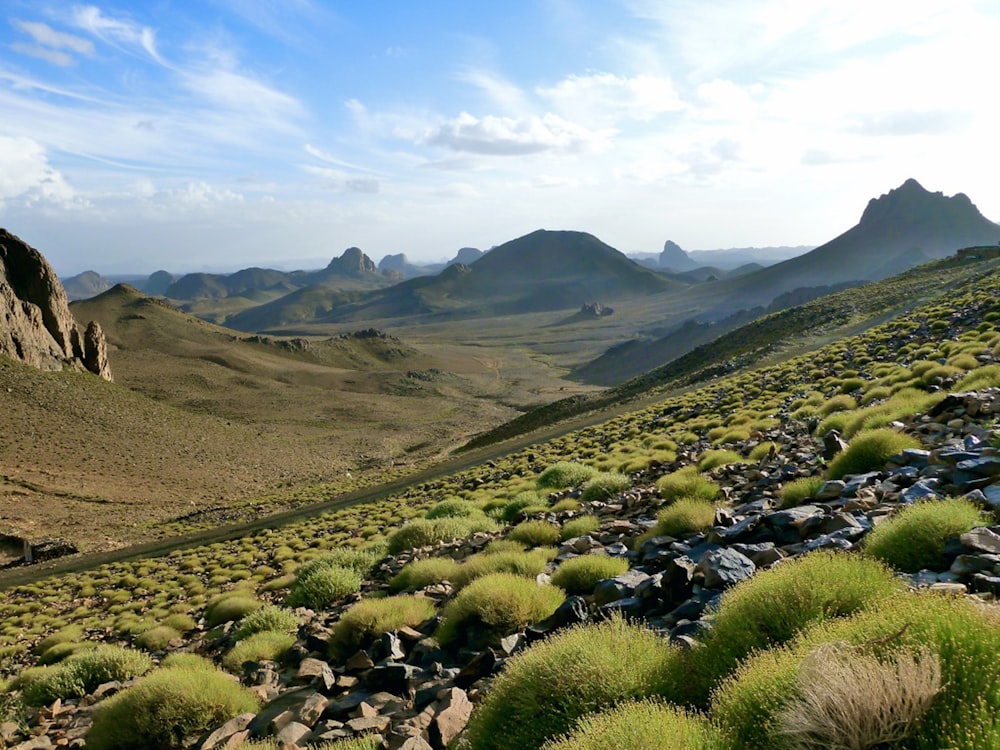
left=83, top=320, right=113, bottom=382
left=0, top=228, right=112, bottom=380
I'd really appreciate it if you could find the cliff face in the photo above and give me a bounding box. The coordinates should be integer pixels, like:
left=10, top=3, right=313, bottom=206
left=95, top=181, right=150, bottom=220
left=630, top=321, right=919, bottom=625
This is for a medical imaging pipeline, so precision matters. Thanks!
left=0, top=229, right=112, bottom=380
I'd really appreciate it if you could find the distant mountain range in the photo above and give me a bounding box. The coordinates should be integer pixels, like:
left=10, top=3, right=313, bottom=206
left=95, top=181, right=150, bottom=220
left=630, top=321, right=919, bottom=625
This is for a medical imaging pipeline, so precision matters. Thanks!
left=629, top=242, right=814, bottom=272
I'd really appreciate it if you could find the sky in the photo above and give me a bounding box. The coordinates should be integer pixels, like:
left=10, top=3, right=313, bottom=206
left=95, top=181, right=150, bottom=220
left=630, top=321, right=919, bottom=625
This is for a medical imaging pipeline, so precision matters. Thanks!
left=1, top=1, right=999, bottom=275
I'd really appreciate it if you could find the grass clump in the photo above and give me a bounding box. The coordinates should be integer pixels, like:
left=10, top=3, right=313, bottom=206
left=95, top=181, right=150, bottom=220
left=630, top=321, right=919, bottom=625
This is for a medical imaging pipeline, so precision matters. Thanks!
left=670, top=551, right=902, bottom=708
left=819, top=394, right=857, bottom=416
left=86, top=664, right=260, bottom=749
left=330, top=594, right=436, bottom=654
left=16, top=646, right=154, bottom=706
left=452, top=550, right=552, bottom=590
left=955, top=363, right=1000, bottom=390
left=541, top=699, right=721, bottom=750
left=550, top=555, right=630, bottom=594
left=580, top=472, right=631, bottom=503
left=647, top=498, right=716, bottom=539
left=223, top=631, right=296, bottom=672
left=284, top=563, right=362, bottom=610
left=34, top=625, right=84, bottom=657
left=657, top=467, right=719, bottom=503
left=825, top=428, right=921, bottom=479
left=204, top=592, right=261, bottom=628
left=461, top=618, right=679, bottom=750
left=135, top=625, right=182, bottom=651
left=748, top=441, right=778, bottom=461
left=507, top=520, right=561, bottom=548
left=386, top=517, right=498, bottom=554
left=560, top=515, right=600, bottom=541
left=779, top=476, right=825, bottom=509
left=863, top=498, right=986, bottom=572
left=697, top=449, right=743, bottom=472
left=537, top=462, right=599, bottom=489
left=436, top=573, right=564, bottom=645
left=389, top=557, right=462, bottom=592
left=425, top=498, right=484, bottom=520
left=501, top=491, right=549, bottom=523
left=233, top=605, right=299, bottom=641
left=37, top=641, right=94, bottom=665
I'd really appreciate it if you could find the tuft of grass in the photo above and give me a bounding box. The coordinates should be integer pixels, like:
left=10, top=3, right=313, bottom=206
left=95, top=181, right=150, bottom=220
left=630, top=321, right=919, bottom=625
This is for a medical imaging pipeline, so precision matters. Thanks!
left=389, top=557, right=462, bottom=592
left=863, top=498, right=986, bottom=573
left=549, top=555, right=630, bottom=595
left=647, top=498, right=716, bottom=539
left=284, top=564, right=362, bottom=610
left=560, top=515, right=600, bottom=541
left=541, top=699, right=721, bottom=750
left=452, top=550, right=552, bottom=590
left=779, top=477, right=825, bottom=509
left=233, top=605, right=299, bottom=641
left=386, top=516, right=499, bottom=554
left=537, top=462, right=599, bottom=489
left=223, top=631, right=296, bottom=673
left=667, top=551, right=902, bottom=708
left=955, top=363, right=1000, bottom=390
left=825, top=428, right=921, bottom=479
left=657, top=467, right=719, bottom=503
left=34, top=625, right=84, bottom=657
left=748, top=441, right=778, bottom=461
left=86, top=664, right=260, bottom=750
left=580, top=472, right=631, bottom=503
left=204, top=592, right=261, bottom=628
left=818, top=394, right=857, bottom=416
left=507, top=520, right=561, bottom=548
left=16, top=646, right=154, bottom=706
left=698, top=449, right=743, bottom=472
left=502, top=492, right=549, bottom=523
left=37, top=641, right=94, bottom=665
left=425, top=498, right=485, bottom=520
left=461, top=618, right=680, bottom=750
left=135, top=625, right=182, bottom=651
left=330, top=594, right=436, bottom=655
left=436, top=573, right=565, bottom=645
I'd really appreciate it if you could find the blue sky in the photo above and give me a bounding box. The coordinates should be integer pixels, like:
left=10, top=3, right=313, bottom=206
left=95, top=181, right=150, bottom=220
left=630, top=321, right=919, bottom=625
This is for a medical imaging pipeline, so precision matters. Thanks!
left=1, top=1, right=999, bottom=274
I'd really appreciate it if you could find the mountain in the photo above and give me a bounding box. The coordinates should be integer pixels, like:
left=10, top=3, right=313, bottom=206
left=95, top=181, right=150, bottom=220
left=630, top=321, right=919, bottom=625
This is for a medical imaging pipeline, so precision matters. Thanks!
left=451, top=247, right=485, bottom=265
left=228, top=230, right=680, bottom=330
left=718, top=178, right=1000, bottom=310
left=378, top=253, right=431, bottom=279
left=165, top=269, right=288, bottom=300
left=659, top=240, right=699, bottom=272
left=686, top=245, right=813, bottom=268
left=0, top=229, right=111, bottom=380
left=143, top=270, right=176, bottom=296
left=63, top=270, right=113, bottom=301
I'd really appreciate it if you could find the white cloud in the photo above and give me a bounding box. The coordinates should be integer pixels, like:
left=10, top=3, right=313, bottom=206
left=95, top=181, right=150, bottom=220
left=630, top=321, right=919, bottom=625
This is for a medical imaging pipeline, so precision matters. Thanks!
left=425, top=112, right=609, bottom=155
left=0, top=136, right=78, bottom=208
left=455, top=68, right=527, bottom=112
left=181, top=68, right=303, bottom=125
left=10, top=43, right=75, bottom=68
left=538, top=72, right=684, bottom=123
left=71, top=5, right=165, bottom=65
left=13, top=20, right=95, bottom=54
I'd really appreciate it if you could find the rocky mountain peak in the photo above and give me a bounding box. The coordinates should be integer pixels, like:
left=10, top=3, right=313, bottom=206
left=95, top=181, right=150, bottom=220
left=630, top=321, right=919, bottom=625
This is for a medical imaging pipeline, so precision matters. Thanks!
left=0, top=229, right=112, bottom=380
left=659, top=240, right=697, bottom=271
left=328, top=247, right=377, bottom=276
left=859, top=178, right=987, bottom=229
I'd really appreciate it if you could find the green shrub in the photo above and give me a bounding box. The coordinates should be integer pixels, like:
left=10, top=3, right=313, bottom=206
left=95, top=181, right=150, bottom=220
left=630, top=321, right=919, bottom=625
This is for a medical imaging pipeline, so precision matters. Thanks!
left=560, top=515, right=600, bottom=541
left=669, top=551, right=902, bottom=708
left=580, top=472, right=631, bottom=503
left=37, top=640, right=94, bottom=665
left=330, top=594, right=436, bottom=654
left=838, top=377, right=865, bottom=394
left=956, top=363, right=1000, bottom=390
left=657, top=467, right=719, bottom=503
left=436, top=573, right=565, bottom=645
left=825, top=428, right=922, bottom=479
left=819, top=394, right=857, bottom=416
left=297, top=546, right=384, bottom=577
left=648, top=498, right=716, bottom=538
left=541, top=699, right=721, bottom=750
left=223, top=631, right=296, bottom=672
left=863, top=499, right=986, bottom=572
left=550, top=555, right=630, bottom=594
left=160, top=653, right=216, bottom=671
left=697, top=449, right=742, bottom=472
left=233, top=605, right=299, bottom=641
left=508, top=520, right=561, bottom=548
left=425, top=498, right=484, bottom=520
left=86, top=665, right=260, bottom=749
left=386, top=517, right=498, bottom=554
left=389, top=557, right=462, bottom=592
left=502, top=492, right=548, bottom=523
left=778, top=476, right=825, bottom=508
left=481, top=539, right=527, bottom=555
left=747, top=441, right=778, bottom=461
left=537, top=462, right=599, bottom=489
left=18, top=646, right=153, bottom=706
left=550, top=498, right=581, bottom=513
left=135, top=625, right=182, bottom=651
left=452, top=550, right=551, bottom=590
left=284, top=564, right=362, bottom=610
left=162, top=613, right=198, bottom=632
left=204, top=592, right=261, bottom=628
left=461, top=618, right=679, bottom=750
left=34, top=625, right=84, bottom=656
left=712, top=591, right=1000, bottom=749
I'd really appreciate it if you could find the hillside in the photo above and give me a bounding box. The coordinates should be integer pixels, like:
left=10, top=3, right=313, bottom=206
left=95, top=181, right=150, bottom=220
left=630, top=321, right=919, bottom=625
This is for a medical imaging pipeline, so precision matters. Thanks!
left=5, top=241, right=1000, bottom=749
left=231, top=230, right=680, bottom=331
left=717, top=178, right=1000, bottom=310
left=62, top=270, right=113, bottom=300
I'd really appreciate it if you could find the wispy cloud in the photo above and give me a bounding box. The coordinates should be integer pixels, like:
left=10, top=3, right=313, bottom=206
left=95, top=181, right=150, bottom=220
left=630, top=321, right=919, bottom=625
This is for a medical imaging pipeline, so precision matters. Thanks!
left=425, top=112, right=609, bottom=156
left=71, top=5, right=165, bottom=64
left=11, top=19, right=95, bottom=67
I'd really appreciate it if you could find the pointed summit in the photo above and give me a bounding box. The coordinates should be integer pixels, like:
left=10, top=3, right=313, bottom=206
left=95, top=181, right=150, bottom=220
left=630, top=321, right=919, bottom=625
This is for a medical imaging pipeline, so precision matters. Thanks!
left=659, top=240, right=698, bottom=272
left=326, top=247, right=377, bottom=276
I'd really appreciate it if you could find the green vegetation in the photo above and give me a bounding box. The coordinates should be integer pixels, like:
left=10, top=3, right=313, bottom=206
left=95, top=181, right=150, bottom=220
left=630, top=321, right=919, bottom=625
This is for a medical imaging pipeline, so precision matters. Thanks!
left=646, top=497, right=716, bottom=539
left=549, top=555, right=629, bottom=594
left=284, top=562, right=362, bottom=610
left=863, top=499, right=986, bottom=572
left=386, top=516, right=498, bottom=554
left=507, top=520, right=561, bottom=547
left=135, top=625, right=182, bottom=651
left=86, top=664, right=260, bottom=749
left=451, top=550, right=553, bottom=589
left=778, top=476, right=825, bottom=508
left=697, top=449, right=743, bottom=472
left=560, top=515, right=600, bottom=540
left=537, top=462, right=599, bottom=489
left=232, top=605, right=299, bottom=641
left=825, top=428, right=922, bottom=479
left=425, top=498, right=485, bottom=520
left=541, top=699, right=721, bottom=750
left=223, top=631, right=295, bottom=672
left=436, top=573, right=565, bottom=645
left=389, top=557, right=462, bottom=592
left=461, top=618, right=679, bottom=750
left=204, top=591, right=261, bottom=627
left=657, top=466, right=720, bottom=503
left=330, top=595, right=436, bottom=654
left=15, top=646, right=153, bottom=706
left=580, top=472, right=631, bottom=502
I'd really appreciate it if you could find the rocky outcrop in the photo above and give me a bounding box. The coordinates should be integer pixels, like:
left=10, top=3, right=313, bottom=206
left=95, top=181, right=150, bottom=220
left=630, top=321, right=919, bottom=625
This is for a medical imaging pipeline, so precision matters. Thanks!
left=0, top=229, right=112, bottom=380
left=83, top=321, right=113, bottom=382
left=327, top=247, right=378, bottom=277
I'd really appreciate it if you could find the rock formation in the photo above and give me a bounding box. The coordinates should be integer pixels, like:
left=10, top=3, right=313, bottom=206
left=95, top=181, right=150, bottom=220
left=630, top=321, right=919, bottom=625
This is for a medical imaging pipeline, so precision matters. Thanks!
left=0, top=229, right=112, bottom=380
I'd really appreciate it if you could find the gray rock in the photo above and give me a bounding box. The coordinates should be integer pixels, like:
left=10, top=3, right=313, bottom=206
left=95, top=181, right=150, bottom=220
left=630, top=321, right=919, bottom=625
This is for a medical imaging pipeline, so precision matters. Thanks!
left=696, top=548, right=756, bottom=589
left=961, top=527, right=1000, bottom=555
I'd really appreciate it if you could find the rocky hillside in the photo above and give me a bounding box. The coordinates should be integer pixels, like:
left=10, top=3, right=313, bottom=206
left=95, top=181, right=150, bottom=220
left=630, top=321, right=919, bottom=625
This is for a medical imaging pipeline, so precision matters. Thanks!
left=4, top=254, right=1000, bottom=748
left=0, top=229, right=111, bottom=381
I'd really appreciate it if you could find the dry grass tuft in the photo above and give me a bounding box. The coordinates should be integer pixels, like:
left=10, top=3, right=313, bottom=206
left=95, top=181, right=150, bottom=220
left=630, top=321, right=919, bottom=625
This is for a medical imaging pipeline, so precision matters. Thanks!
left=778, top=641, right=941, bottom=750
